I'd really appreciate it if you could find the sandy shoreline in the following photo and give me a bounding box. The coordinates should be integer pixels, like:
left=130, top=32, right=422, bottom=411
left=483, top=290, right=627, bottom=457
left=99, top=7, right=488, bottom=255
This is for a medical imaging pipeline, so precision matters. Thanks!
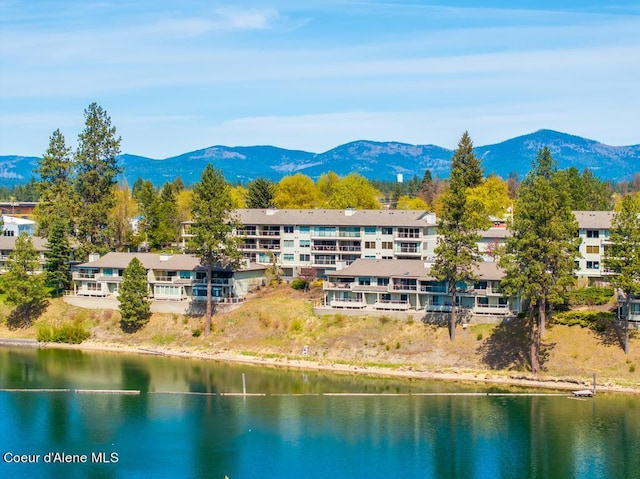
left=7, top=338, right=636, bottom=396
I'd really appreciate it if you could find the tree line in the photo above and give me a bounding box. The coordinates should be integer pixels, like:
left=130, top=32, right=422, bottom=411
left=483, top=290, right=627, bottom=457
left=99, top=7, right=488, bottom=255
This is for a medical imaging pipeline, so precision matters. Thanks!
left=2, top=103, right=638, bottom=366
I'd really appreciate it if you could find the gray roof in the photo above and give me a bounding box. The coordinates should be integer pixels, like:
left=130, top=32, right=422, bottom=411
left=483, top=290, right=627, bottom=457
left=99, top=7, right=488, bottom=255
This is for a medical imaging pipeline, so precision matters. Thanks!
left=573, top=211, right=614, bottom=229
left=76, top=252, right=265, bottom=272
left=0, top=235, right=48, bottom=251
left=327, top=258, right=505, bottom=281
left=479, top=227, right=509, bottom=239
left=234, top=208, right=436, bottom=227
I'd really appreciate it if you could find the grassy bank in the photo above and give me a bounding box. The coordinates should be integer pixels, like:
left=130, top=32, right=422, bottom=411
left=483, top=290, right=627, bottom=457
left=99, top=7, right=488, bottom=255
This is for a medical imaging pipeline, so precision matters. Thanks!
left=1, top=283, right=638, bottom=391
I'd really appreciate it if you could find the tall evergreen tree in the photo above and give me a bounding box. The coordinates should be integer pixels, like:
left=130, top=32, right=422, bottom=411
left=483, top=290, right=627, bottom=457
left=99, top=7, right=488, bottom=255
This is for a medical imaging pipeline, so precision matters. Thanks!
left=74, top=102, right=122, bottom=258
left=149, top=182, right=180, bottom=250
left=44, top=218, right=73, bottom=296
left=0, top=233, right=48, bottom=325
left=118, top=257, right=151, bottom=331
left=604, top=194, right=640, bottom=354
left=246, top=178, right=276, bottom=208
left=499, top=147, right=579, bottom=373
left=188, top=165, right=243, bottom=335
left=34, top=129, right=76, bottom=237
left=431, top=132, right=487, bottom=340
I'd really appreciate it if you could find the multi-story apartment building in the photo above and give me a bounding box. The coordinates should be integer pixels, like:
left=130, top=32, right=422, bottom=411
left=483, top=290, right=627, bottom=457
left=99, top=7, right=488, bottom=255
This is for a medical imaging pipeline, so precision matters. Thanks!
left=70, top=252, right=265, bottom=304
left=183, top=208, right=438, bottom=278
left=573, top=210, right=615, bottom=284
left=318, top=258, right=522, bottom=321
left=0, top=235, right=46, bottom=273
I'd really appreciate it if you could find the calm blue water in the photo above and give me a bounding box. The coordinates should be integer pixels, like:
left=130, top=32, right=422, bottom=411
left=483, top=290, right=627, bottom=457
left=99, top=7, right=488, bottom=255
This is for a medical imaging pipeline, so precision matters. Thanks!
left=1, top=347, right=639, bottom=478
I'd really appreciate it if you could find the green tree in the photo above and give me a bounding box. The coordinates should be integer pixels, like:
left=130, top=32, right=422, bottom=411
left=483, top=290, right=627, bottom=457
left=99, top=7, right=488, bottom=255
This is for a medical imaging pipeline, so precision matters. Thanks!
left=604, top=194, right=640, bottom=354
left=44, top=218, right=73, bottom=296
left=118, top=257, right=151, bottom=331
left=149, top=182, right=180, bottom=250
left=246, top=178, right=276, bottom=208
left=1, top=233, right=48, bottom=325
left=274, top=173, right=320, bottom=209
left=110, top=180, right=138, bottom=251
left=188, top=165, right=243, bottom=335
left=74, top=102, right=122, bottom=258
left=326, top=173, right=381, bottom=209
left=556, top=167, right=613, bottom=211
left=396, top=195, right=429, bottom=210
left=132, top=179, right=156, bottom=249
left=466, top=175, right=511, bottom=218
left=499, top=147, right=579, bottom=373
left=34, top=129, right=76, bottom=237
left=431, top=131, right=487, bottom=341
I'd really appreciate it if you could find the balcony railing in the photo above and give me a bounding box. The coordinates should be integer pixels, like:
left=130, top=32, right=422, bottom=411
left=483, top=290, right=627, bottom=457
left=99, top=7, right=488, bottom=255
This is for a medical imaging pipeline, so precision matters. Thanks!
left=312, top=245, right=337, bottom=251
left=338, top=245, right=361, bottom=251
left=391, top=283, right=417, bottom=291
left=395, top=247, right=420, bottom=254
left=73, top=272, right=97, bottom=279
left=374, top=300, right=410, bottom=311
left=258, top=230, right=280, bottom=237
left=313, top=259, right=337, bottom=266
left=395, top=232, right=421, bottom=239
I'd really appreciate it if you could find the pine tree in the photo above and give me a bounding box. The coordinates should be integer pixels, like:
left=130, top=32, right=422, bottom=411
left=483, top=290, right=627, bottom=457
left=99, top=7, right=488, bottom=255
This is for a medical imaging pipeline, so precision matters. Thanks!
left=1, top=233, right=48, bottom=325
left=605, top=194, right=640, bottom=354
left=188, top=165, right=243, bottom=335
left=499, top=147, right=579, bottom=373
left=118, top=257, right=151, bottom=331
left=431, top=132, right=487, bottom=340
left=34, top=129, right=76, bottom=237
left=44, top=218, right=72, bottom=296
left=74, top=103, right=122, bottom=258
left=149, top=182, right=180, bottom=250
left=246, top=178, right=276, bottom=208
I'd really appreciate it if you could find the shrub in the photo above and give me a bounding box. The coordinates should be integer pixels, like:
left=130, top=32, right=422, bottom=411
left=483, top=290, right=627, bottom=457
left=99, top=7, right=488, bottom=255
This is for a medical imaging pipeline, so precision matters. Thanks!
left=192, top=328, right=202, bottom=337
left=553, top=311, right=615, bottom=331
left=37, top=321, right=90, bottom=344
left=476, top=333, right=483, bottom=341
left=289, top=318, right=303, bottom=333
left=569, top=287, right=615, bottom=306
left=291, top=278, right=308, bottom=290
left=629, top=364, right=636, bottom=373
left=379, top=315, right=391, bottom=325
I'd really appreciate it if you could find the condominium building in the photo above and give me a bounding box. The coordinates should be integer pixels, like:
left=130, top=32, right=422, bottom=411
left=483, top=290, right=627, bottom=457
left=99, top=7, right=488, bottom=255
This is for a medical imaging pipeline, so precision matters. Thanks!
left=573, top=210, right=615, bottom=284
left=183, top=208, right=438, bottom=278
left=70, top=252, right=265, bottom=304
left=318, top=259, right=522, bottom=321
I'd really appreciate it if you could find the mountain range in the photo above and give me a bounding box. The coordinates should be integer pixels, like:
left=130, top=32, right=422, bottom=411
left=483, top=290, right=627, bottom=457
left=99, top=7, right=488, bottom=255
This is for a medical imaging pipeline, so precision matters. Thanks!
left=1, top=129, right=638, bottom=187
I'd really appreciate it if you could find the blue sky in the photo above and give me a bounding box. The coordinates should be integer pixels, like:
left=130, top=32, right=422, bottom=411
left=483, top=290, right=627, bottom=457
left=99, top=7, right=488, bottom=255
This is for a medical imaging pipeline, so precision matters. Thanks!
left=1, top=0, right=639, bottom=158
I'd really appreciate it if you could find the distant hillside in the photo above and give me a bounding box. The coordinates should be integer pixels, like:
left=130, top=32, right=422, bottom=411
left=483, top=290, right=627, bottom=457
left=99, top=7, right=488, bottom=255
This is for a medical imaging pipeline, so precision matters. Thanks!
left=2, top=130, right=638, bottom=187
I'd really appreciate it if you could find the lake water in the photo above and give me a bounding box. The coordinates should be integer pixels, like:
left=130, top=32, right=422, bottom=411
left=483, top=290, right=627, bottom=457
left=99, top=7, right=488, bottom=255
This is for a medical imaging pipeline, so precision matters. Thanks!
left=1, top=346, right=639, bottom=478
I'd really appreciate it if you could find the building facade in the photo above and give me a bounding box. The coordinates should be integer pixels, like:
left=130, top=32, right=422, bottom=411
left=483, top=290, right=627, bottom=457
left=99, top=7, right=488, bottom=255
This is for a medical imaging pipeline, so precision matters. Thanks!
left=318, top=258, right=522, bottom=321
left=183, top=208, right=438, bottom=278
left=70, top=252, right=266, bottom=303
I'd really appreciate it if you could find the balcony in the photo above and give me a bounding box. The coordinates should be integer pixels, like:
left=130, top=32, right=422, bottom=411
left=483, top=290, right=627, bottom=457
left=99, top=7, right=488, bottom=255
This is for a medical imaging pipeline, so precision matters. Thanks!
left=338, top=245, right=361, bottom=252
left=374, top=300, right=410, bottom=311
left=257, top=229, right=280, bottom=237
left=323, top=282, right=354, bottom=290
left=313, top=259, right=337, bottom=266
left=312, top=244, right=337, bottom=251
left=420, top=284, right=447, bottom=293
left=240, top=243, right=258, bottom=250
left=329, top=297, right=365, bottom=309
left=395, top=232, right=421, bottom=239
left=73, top=272, right=97, bottom=279
left=259, top=243, right=280, bottom=250
left=391, top=283, right=417, bottom=291
left=338, top=231, right=361, bottom=238
left=473, top=304, right=510, bottom=315
left=237, top=228, right=257, bottom=236
left=425, top=304, right=452, bottom=313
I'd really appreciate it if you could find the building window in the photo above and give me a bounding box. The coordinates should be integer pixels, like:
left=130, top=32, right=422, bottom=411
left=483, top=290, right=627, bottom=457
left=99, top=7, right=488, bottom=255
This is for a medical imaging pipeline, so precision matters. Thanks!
left=364, top=241, right=376, bottom=249
left=381, top=241, right=392, bottom=250
left=299, top=254, right=310, bottom=262
left=283, top=254, right=294, bottom=262
left=364, top=227, right=376, bottom=235
left=586, top=230, right=599, bottom=238
left=586, top=245, right=599, bottom=254
left=300, top=240, right=310, bottom=248
left=299, top=226, right=310, bottom=233
left=283, top=225, right=294, bottom=234
left=283, top=240, right=294, bottom=248
left=377, top=277, right=389, bottom=286
left=358, top=277, right=371, bottom=285
left=180, top=271, right=191, bottom=279
left=381, top=227, right=393, bottom=235
left=586, top=261, right=600, bottom=269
